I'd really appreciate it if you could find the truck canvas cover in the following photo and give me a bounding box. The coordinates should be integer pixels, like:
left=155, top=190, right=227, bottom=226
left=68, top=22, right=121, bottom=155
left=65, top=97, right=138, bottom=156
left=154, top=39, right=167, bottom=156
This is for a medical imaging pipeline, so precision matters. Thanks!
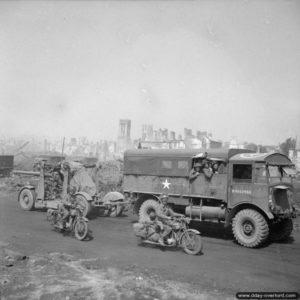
left=230, top=153, right=293, bottom=165
left=124, top=148, right=253, bottom=177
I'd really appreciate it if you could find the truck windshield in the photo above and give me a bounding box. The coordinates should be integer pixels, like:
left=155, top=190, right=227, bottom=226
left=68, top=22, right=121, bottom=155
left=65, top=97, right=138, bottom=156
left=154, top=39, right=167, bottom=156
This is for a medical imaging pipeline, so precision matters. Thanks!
left=267, top=166, right=296, bottom=178
left=268, top=166, right=282, bottom=178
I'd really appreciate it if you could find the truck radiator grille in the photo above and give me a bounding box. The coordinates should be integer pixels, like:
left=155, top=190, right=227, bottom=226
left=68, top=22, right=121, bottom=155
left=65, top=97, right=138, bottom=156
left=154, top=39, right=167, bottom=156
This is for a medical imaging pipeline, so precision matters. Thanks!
left=273, top=189, right=290, bottom=210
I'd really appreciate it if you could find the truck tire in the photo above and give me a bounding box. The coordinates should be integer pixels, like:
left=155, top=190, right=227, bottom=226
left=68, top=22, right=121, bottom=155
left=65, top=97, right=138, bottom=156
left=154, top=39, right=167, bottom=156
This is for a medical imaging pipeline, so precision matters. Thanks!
left=139, top=199, right=162, bottom=222
left=232, top=209, right=269, bottom=248
left=75, top=195, right=92, bottom=217
left=18, top=189, right=35, bottom=211
left=270, top=219, right=293, bottom=242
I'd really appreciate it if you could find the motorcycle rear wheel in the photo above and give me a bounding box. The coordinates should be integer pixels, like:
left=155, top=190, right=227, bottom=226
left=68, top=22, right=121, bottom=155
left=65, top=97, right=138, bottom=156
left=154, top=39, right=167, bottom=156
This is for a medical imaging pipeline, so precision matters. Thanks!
left=181, top=231, right=203, bottom=255
left=74, top=220, right=88, bottom=241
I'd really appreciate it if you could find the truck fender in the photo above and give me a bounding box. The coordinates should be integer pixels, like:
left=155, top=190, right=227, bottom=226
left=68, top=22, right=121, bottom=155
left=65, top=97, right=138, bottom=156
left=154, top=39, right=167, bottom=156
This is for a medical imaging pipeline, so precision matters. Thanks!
left=74, top=192, right=93, bottom=202
left=225, top=204, right=274, bottom=228
left=20, top=185, right=35, bottom=191
left=102, top=191, right=124, bottom=204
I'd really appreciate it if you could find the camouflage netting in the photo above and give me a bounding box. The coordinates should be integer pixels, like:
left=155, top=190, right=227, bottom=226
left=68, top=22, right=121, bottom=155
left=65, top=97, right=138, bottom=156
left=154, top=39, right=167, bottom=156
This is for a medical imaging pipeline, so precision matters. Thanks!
left=89, top=160, right=123, bottom=194
left=59, top=160, right=123, bottom=196
left=69, top=167, right=97, bottom=196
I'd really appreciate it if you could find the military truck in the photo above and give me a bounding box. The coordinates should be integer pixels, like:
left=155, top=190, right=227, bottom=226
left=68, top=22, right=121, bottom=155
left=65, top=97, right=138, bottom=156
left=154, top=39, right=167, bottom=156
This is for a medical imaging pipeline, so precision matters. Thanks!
left=123, top=148, right=297, bottom=248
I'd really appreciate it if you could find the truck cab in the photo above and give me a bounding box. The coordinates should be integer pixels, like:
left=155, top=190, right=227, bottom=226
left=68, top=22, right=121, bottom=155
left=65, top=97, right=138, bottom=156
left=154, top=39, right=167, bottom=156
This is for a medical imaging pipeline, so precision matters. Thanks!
left=123, top=149, right=297, bottom=248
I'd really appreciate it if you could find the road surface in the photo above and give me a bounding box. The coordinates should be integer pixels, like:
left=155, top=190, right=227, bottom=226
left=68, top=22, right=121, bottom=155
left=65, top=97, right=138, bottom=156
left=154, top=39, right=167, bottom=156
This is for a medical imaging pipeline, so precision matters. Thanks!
left=0, top=191, right=299, bottom=299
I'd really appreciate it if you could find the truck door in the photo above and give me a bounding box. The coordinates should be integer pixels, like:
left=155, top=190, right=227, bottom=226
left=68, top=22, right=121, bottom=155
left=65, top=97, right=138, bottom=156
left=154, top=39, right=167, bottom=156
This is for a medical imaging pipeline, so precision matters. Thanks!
left=228, top=163, right=253, bottom=207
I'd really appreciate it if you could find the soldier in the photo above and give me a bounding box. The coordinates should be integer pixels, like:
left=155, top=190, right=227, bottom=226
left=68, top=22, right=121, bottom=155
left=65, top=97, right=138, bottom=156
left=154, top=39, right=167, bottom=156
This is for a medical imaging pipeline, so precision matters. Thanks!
left=142, top=211, right=163, bottom=242
left=156, top=195, right=184, bottom=245
left=56, top=195, right=75, bottom=229
left=189, top=162, right=202, bottom=181
left=212, top=162, right=219, bottom=174
left=202, top=161, right=213, bottom=180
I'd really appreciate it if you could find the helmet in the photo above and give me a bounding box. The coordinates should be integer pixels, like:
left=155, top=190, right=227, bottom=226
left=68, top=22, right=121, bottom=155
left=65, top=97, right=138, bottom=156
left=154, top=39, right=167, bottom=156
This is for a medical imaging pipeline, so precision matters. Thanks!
left=160, top=194, right=168, bottom=200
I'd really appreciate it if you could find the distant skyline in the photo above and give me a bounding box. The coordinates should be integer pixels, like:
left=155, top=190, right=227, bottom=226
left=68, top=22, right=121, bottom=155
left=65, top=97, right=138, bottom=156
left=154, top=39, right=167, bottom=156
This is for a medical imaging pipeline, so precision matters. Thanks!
left=0, top=1, right=299, bottom=145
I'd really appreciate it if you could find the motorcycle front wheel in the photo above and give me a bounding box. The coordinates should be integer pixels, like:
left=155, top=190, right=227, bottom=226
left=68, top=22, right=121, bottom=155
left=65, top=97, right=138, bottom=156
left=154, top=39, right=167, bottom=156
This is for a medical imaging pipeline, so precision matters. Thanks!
left=74, top=220, right=88, bottom=241
left=181, top=231, right=203, bottom=255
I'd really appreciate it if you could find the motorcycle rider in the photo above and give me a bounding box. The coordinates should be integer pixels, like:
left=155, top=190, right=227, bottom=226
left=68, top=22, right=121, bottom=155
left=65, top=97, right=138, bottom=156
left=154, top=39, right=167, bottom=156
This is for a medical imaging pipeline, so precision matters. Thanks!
left=156, top=195, right=185, bottom=245
left=56, top=194, right=75, bottom=229
left=142, top=211, right=163, bottom=242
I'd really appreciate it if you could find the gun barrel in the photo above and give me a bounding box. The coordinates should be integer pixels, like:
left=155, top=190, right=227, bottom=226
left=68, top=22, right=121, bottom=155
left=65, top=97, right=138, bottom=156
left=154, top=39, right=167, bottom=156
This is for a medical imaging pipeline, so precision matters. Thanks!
left=13, top=170, right=52, bottom=177
left=13, top=170, right=40, bottom=176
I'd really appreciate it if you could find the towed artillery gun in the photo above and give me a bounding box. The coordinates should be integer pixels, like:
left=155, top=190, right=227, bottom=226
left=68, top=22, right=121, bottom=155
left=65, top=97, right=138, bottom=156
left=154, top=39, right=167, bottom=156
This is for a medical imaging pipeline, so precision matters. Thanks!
left=14, top=159, right=128, bottom=217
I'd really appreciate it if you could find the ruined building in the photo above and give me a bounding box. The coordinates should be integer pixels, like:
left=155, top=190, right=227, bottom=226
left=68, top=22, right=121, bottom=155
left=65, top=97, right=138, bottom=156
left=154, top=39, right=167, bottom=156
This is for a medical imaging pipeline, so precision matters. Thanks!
left=117, top=119, right=132, bottom=153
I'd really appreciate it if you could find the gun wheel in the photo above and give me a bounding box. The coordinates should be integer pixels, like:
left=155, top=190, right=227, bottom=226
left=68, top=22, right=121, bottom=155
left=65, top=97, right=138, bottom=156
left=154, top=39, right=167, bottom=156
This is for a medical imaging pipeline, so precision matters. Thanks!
left=18, top=189, right=35, bottom=211
left=75, top=195, right=91, bottom=217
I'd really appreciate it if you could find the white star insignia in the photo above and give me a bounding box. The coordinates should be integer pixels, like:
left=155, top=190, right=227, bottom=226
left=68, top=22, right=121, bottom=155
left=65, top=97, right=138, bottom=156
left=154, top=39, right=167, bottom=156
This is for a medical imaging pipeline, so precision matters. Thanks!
left=162, top=179, right=171, bottom=189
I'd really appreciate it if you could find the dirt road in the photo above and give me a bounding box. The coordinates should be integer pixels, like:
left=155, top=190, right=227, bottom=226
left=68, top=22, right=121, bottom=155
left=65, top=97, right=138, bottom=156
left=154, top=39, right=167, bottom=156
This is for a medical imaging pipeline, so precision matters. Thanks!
left=0, top=191, right=300, bottom=299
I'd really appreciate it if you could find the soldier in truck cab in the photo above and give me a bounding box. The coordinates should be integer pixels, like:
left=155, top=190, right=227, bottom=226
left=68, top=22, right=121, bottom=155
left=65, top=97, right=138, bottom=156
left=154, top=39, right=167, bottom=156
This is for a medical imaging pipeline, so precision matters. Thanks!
left=189, top=159, right=213, bottom=181
left=212, top=162, right=219, bottom=174
left=202, top=161, right=213, bottom=180
left=189, top=162, right=202, bottom=181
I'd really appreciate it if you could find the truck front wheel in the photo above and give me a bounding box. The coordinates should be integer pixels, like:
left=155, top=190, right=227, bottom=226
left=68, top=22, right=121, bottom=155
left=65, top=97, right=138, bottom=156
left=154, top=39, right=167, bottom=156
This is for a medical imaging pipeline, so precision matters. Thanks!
left=232, top=209, right=269, bottom=248
left=139, top=199, right=162, bottom=222
left=270, top=219, right=293, bottom=242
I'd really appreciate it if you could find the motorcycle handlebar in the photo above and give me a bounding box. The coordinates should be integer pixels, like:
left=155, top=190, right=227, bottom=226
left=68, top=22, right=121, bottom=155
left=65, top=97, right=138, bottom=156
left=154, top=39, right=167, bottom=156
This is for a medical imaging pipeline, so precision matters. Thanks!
left=170, top=216, right=191, bottom=222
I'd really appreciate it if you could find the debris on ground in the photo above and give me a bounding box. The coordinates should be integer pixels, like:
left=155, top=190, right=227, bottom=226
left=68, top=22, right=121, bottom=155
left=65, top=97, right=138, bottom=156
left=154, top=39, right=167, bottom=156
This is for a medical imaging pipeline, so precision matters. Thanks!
left=0, top=248, right=228, bottom=300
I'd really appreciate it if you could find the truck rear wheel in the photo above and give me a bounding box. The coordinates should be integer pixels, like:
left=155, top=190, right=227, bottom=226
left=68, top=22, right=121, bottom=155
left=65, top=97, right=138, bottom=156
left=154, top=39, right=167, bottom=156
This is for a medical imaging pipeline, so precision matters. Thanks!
left=139, top=199, right=162, bottom=222
left=270, top=219, right=293, bottom=242
left=18, top=189, right=35, bottom=211
left=232, top=209, right=269, bottom=248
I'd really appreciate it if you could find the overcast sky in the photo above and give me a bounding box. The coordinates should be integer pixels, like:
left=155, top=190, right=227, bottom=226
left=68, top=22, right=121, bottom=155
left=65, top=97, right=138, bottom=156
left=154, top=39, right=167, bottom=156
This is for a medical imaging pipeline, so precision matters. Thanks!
left=0, top=0, right=299, bottom=145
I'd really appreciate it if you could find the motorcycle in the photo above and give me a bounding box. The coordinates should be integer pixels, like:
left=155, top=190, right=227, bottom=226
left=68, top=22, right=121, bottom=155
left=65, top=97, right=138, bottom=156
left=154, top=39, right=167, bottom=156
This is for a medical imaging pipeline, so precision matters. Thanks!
left=133, top=216, right=203, bottom=255
left=47, top=202, right=89, bottom=241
